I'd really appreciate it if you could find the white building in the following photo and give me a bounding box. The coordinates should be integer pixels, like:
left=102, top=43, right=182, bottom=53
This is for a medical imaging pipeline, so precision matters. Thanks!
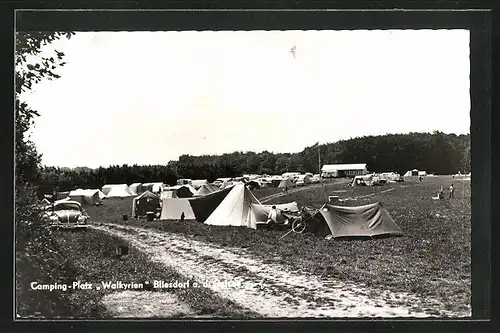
left=321, top=163, right=368, bottom=178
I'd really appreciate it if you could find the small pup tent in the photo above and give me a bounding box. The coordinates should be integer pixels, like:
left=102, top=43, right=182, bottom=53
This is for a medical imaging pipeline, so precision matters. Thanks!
left=132, top=191, right=160, bottom=218
left=204, top=184, right=261, bottom=229
left=312, top=202, right=403, bottom=239
left=105, top=184, right=136, bottom=198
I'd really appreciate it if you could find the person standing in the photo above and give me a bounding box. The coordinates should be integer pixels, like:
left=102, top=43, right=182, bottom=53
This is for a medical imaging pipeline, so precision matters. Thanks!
left=180, top=212, right=185, bottom=222
left=449, top=184, right=455, bottom=198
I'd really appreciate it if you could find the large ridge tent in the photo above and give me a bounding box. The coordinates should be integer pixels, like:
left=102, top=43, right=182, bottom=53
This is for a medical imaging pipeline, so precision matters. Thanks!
left=105, top=184, right=136, bottom=198
left=101, top=185, right=114, bottom=196
left=160, top=198, right=196, bottom=220
left=307, top=202, right=403, bottom=239
left=69, top=189, right=102, bottom=205
left=132, top=191, right=160, bottom=217
left=188, top=187, right=233, bottom=222
left=159, top=187, right=232, bottom=222
left=204, top=184, right=261, bottom=229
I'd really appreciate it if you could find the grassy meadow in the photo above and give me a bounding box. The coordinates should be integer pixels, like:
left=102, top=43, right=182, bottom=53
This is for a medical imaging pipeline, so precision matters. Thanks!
left=84, top=176, right=471, bottom=314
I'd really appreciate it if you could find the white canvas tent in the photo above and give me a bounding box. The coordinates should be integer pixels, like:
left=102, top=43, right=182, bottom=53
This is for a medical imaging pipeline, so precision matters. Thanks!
left=160, top=198, right=196, bottom=220
left=204, top=184, right=261, bottom=229
left=101, top=185, right=114, bottom=196
left=129, top=183, right=143, bottom=195
left=105, top=184, right=136, bottom=198
left=404, top=169, right=419, bottom=177
left=69, top=189, right=102, bottom=205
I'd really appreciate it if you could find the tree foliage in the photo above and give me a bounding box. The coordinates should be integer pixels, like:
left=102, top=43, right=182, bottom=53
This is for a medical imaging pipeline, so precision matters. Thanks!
left=15, top=32, right=74, bottom=185
left=37, top=132, right=470, bottom=195
left=15, top=31, right=74, bottom=234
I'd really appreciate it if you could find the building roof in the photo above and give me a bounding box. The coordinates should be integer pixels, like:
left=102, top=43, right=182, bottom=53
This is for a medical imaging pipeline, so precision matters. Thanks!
left=321, top=163, right=367, bottom=172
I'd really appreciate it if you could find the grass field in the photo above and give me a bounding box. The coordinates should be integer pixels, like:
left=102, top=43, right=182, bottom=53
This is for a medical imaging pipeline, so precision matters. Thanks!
left=84, top=176, right=471, bottom=314
left=43, top=229, right=257, bottom=318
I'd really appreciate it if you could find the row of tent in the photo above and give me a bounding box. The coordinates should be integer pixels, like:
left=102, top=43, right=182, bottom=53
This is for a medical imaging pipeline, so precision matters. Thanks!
left=130, top=183, right=403, bottom=239
left=351, top=172, right=403, bottom=187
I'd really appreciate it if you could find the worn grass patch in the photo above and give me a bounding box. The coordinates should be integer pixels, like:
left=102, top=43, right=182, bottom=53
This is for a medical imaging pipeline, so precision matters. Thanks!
left=50, top=228, right=258, bottom=318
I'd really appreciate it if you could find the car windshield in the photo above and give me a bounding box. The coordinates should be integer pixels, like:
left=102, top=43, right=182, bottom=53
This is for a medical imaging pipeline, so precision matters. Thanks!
left=53, top=203, right=81, bottom=212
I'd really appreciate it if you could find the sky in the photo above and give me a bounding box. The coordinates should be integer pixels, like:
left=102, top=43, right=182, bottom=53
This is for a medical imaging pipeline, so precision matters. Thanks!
left=20, top=30, right=470, bottom=168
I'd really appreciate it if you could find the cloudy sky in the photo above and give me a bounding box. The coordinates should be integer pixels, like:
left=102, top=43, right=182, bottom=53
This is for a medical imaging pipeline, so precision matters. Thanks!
left=21, top=30, right=470, bottom=168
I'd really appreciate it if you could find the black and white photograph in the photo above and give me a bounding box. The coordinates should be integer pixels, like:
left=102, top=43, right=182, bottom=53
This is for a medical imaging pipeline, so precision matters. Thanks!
left=15, top=20, right=473, bottom=319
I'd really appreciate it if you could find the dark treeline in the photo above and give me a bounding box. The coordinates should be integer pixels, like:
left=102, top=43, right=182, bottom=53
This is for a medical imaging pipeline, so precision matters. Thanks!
left=36, top=131, right=470, bottom=195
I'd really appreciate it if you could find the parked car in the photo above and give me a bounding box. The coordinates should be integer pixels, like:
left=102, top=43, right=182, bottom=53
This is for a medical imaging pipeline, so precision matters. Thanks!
left=42, top=201, right=89, bottom=229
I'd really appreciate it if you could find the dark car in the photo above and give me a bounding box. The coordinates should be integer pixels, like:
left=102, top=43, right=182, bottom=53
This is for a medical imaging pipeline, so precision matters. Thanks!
left=42, top=200, right=89, bottom=229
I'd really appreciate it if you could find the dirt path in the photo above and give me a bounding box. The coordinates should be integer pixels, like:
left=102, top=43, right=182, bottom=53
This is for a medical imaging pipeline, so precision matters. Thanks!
left=89, top=223, right=469, bottom=318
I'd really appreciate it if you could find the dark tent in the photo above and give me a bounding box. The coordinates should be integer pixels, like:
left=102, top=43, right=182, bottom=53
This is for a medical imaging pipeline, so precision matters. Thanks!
left=189, top=187, right=233, bottom=222
left=175, top=185, right=195, bottom=198
left=316, top=202, right=403, bottom=239
left=132, top=191, right=160, bottom=218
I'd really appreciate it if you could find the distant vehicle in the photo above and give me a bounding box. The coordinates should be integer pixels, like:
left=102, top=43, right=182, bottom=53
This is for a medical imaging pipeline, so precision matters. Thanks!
left=42, top=201, right=89, bottom=229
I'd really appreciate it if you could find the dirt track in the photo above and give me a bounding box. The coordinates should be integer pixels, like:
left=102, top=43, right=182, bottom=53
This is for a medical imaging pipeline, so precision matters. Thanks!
left=89, top=222, right=470, bottom=318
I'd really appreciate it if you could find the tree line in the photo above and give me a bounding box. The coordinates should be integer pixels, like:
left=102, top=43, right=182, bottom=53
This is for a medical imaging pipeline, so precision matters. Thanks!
left=36, top=131, right=470, bottom=195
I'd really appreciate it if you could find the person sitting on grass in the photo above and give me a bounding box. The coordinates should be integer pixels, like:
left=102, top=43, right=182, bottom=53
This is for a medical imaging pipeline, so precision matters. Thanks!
left=267, top=205, right=278, bottom=228
left=438, top=185, right=445, bottom=199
